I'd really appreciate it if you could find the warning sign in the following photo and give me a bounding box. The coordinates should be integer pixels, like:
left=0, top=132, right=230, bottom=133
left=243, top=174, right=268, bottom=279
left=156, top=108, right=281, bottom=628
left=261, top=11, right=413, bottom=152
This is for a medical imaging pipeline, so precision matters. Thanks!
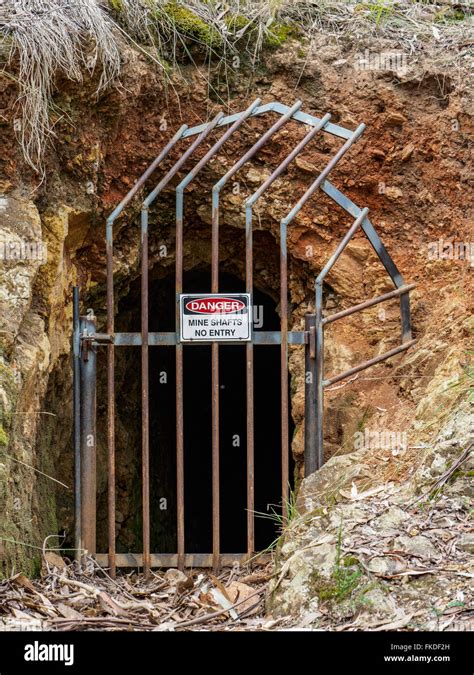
left=179, top=293, right=251, bottom=342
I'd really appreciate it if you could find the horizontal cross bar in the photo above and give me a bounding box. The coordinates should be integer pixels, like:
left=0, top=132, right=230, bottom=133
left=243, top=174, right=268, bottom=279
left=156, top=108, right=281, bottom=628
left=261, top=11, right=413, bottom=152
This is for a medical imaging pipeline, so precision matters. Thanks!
left=183, top=101, right=353, bottom=141
left=322, top=284, right=416, bottom=326
left=272, top=102, right=353, bottom=139
left=323, top=339, right=417, bottom=387
left=95, top=553, right=271, bottom=568
left=91, top=331, right=308, bottom=346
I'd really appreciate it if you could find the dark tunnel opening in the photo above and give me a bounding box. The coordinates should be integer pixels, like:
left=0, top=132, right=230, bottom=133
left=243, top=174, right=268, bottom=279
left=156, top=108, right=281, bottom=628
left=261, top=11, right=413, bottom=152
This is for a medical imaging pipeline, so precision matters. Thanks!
left=103, top=267, right=295, bottom=557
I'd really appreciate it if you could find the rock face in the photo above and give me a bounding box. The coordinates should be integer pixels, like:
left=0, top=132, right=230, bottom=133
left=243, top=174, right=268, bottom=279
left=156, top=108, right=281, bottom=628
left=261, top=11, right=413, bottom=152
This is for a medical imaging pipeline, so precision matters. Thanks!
left=0, top=27, right=472, bottom=581
left=0, top=193, right=53, bottom=574
left=269, top=400, right=473, bottom=629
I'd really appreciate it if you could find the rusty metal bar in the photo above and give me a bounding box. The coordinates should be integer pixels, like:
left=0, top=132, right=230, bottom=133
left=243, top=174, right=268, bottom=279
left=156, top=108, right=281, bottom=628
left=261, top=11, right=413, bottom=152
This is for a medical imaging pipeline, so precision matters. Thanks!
left=79, top=315, right=97, bottom=561
left=99, top=331, right=308, bottom=346
left=105, top=124, right=188, bottom=577
left=73, top=287, right=82, bottom=563
left=96, top=553, right=271, bottom=568
left=176, top=99, right=261, bottom=571
left=320, top=181, right=404, bottom=285
left=314, top=282, right=324, bottom=470
left=323, top=339, right=417, bottom=387
left=243, top=111, right=331, bottom=522
left=107, top=125, right=188, bottom=224
left=139, top=113, right=223, bottom=576
left=105, top=223, right=116, bottom=576
left=280, top=218, right=290, bottom=520
left=244, top=209, right=254, bottom=560
left=143, top=121, right=223, bottom=209
left=212, top=98, right=302, bottom=558
left=322, top=284, right=416, bottom=326
left=277, top=124, right=365, bottom=498
left=140, top=209, right=150, bottom=575
left=311, top=207, right=367, bottom=470
left=316, top=208, right=369, bottom=285
left=246, top=113, right=332, bottom=210
left=304, top=314, right=318, bottom=476
left=211, top=341, right=219, bottom=571
left=281, top=125, right=366, bottom=229
left=319, top=180, right=412, bottom=343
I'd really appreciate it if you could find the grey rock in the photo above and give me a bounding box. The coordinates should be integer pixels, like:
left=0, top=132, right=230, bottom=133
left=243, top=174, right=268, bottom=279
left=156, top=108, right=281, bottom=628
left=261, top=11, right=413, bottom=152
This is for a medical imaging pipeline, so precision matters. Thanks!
left=367, top=556, right=406, bottom=576
left=393, top=535, right=439, bottom=560
left=371, top=506, right=410, bottom=532
left=456, top=534, right=474, bottom=554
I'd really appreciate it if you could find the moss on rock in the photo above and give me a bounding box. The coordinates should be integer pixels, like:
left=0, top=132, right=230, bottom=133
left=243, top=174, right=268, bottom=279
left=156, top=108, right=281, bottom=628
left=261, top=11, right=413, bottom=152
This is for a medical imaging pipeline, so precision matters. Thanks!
left=265, top=22, right=297, bottom=48
left=163, top=2, right=224, bottom=47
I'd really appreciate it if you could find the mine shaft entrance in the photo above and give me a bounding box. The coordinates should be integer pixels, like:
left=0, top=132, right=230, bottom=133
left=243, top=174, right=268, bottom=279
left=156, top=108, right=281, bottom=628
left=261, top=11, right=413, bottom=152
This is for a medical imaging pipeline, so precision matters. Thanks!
left=74, top=100, right=415, bottom=575
left=147, top=270, right=293, bottom=555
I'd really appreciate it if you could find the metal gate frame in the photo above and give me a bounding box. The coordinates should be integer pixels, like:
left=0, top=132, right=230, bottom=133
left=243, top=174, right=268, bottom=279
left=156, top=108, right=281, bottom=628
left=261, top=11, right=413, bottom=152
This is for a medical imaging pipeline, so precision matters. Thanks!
left=72, top=100, right=415, bottom=575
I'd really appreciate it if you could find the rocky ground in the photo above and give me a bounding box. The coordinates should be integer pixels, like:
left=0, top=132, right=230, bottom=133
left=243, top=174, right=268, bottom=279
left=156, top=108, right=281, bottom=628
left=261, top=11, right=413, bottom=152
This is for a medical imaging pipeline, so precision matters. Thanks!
left=270, top=406, right=473, bottom=631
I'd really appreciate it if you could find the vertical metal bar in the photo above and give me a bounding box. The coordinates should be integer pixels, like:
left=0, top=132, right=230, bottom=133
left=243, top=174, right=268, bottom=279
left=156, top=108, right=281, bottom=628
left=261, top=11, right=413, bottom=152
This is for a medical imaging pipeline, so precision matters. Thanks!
left=140, top=115, right=223, bottom=573
left=400, top=293, right=412, bottom=343
left=175, top=204, right=185, bottom=572
left=174, top=110, right=229, bottom=571
left=211, top=190, right=220, bottom=572
left=274, top=120, right=364, bottom=515
left=245, top=206, right=254, bottom=560
left=73, top=287, right=82, bottom=563
left=280, top=219, right=289, bottom=521
left=105, top=124, right=187, bottom=575
left=176, top=99, right=261, bottom=571
left=79, top=316, right=97, bottom=560
left=105, top=221, right=116, bottom=577
left=141, top=208, right=150, bottom=575
left=242, top=110, right=331, bottom=548
left=304, top=314, right=318, bottom=477
left=315, top=283, right=324, bottom=470
left=212, top=99, right=302, bottom=541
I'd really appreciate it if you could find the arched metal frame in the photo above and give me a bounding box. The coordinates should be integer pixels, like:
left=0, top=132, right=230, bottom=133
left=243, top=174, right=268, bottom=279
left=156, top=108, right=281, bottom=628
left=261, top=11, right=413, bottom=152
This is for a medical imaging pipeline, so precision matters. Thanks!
left=73, top=101, right=415, bottom=575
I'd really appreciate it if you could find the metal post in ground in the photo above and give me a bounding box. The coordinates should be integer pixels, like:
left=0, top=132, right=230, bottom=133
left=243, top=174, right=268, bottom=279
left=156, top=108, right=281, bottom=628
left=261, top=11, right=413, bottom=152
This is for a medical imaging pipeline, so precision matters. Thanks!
left=79, top=314, right=97, bottom=563
left=314, top=284, right=325, bottom=471
left=73, top=287, right=82, bottom=563
left=304, top=314, right=317, bottom=477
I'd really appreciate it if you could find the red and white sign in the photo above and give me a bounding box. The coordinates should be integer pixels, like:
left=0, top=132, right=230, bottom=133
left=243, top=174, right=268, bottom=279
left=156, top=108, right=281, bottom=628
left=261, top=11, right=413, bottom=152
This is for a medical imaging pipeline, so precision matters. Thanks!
left=180, top=293, right=251, bottom=342
left=185, top=297, right=246, bottom=314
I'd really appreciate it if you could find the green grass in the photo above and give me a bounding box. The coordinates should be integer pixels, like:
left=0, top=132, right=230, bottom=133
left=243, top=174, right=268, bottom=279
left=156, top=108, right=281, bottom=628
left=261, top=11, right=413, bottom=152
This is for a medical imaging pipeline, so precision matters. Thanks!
left=309, top=523, right=363, bottom=604
left=355, top=1, right=398, bottom=26
left=251, top=486, right=299, bottom=558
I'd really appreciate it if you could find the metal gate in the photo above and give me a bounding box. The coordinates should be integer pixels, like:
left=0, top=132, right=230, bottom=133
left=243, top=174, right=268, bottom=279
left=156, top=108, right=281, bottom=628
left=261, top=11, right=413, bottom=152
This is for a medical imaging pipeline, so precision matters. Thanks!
left=72, top=100, right=415, bottom=576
